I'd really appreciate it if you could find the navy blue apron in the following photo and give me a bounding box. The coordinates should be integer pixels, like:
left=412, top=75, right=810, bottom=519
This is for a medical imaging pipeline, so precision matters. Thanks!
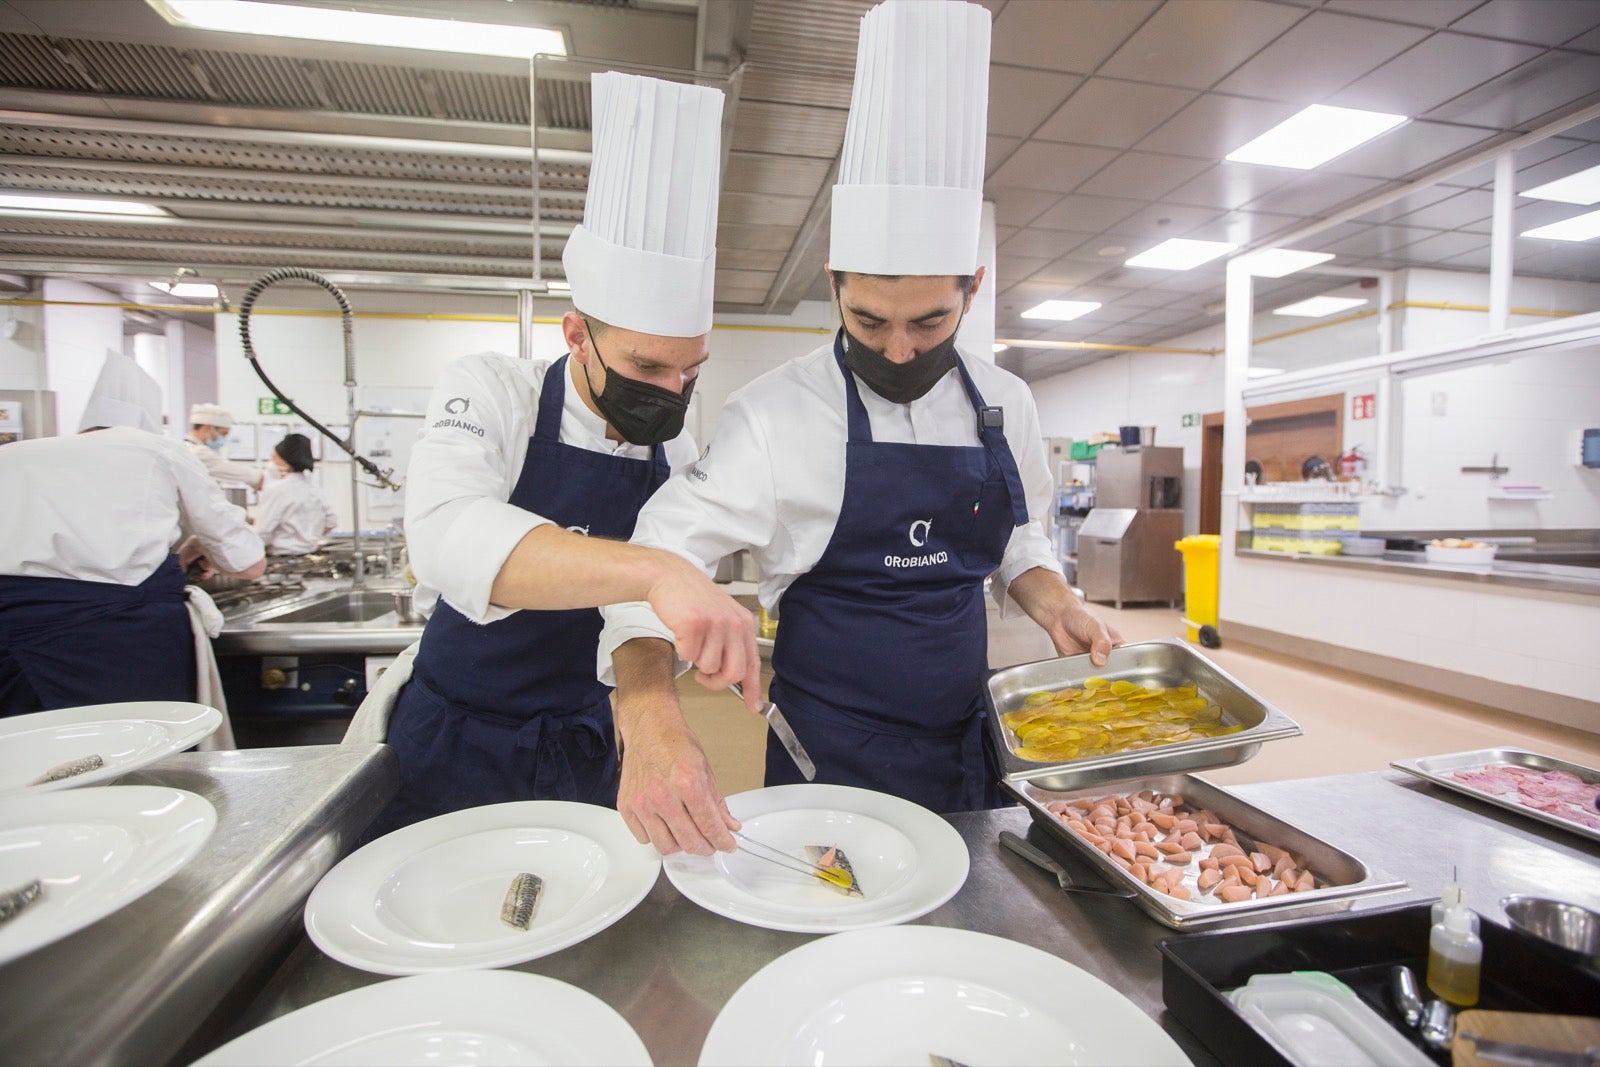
left=767, top=333, right=1030, bottom=813
left=0, top=555, right=195, bottom=717
left=372, top=356, right=670, bottom=835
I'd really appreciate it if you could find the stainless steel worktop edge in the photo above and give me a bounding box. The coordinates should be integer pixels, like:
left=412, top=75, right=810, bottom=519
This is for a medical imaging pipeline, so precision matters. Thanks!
left=1235, top=547, right=1600, bottom=597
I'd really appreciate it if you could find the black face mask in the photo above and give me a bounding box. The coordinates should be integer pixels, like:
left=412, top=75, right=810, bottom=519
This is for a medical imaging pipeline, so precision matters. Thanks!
left=581, top=321, right=694, bottom=446
left=838, top=301, right=964, bottom=405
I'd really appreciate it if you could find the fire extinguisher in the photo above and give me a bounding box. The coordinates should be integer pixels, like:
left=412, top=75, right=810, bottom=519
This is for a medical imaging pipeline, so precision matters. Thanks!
left=1339, top=446, right=1367, bottom=479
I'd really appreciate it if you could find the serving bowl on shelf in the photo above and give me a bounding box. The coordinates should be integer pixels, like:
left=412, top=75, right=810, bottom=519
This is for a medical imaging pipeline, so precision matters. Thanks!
left=1424, top=539, right=1496, bottom=566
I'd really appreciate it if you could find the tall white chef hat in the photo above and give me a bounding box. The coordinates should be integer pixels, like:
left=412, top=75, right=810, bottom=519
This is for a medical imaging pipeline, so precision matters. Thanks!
left=80, top=350, right=164, bottom=433
left=562, top=72, right=725, bottom=338
left=831, top=0, right=992, bottom=276
left=189, top=402, right=235, bottom=428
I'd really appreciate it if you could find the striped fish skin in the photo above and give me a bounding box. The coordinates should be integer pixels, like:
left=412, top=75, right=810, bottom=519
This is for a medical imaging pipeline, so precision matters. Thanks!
left=499, top=872, right=544, bottom=931
left=0, top=879, right=42, bottom=924
left=803, top=845, right=864, bottom=898
left=29, top=754, right=105, bottom=786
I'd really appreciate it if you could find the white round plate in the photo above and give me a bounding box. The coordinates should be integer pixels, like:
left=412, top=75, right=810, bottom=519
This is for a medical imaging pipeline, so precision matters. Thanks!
left=699, top=926, right=1192, bottom=1067
left=0, top=702, right=223, bottom=796
left=663, top=783, right=969, bottom=934
left=305, top=801, right=661, bottom=976
left=193, top=971, right=652, bottom=1067
left=0, top=785, right=217, bottom=966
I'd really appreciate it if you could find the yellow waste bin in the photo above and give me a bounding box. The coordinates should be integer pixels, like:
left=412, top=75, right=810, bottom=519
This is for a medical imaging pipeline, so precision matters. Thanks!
left=1174, top=535, right=1221, bottom=646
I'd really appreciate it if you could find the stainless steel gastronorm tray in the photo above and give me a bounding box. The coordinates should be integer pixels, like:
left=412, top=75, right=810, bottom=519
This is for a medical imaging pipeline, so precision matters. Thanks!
left=984, top=638, right=1303, bottom=791
left=1391, top=747, right=1600, bottom=847
left=1007, top=774, right=1406, bottom=930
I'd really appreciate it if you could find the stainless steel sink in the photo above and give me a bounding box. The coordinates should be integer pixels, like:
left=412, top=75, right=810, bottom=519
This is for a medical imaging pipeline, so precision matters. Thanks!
left=217, top=585, right=424, bottom=655
left=253, top=589, right=409, bottom=625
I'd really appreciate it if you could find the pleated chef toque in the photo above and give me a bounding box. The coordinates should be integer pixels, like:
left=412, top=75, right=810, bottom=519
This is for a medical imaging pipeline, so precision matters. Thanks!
left=831, top=0, right=991, bottom=276
left=562, top=72, right=724, bottom=337
left=80, top=350, right=164, bottom=433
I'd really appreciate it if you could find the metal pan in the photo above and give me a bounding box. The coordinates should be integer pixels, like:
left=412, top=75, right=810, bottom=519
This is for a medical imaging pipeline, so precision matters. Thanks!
left=1391, top=748, right=1600, bottom=847
left=1006, top=774, right=1406, bottom=930
left=985, top=638, right=1302, bottom=792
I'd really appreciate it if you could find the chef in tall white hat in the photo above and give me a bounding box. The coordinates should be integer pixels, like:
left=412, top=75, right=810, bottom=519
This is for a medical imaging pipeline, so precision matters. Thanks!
left=185, top=402, right=264, bottom=491
left=0, top=353, right=264, bottom=717
left=602, top=0, right=1120, bottom=855
left=361, top=71, right=759, bottom=838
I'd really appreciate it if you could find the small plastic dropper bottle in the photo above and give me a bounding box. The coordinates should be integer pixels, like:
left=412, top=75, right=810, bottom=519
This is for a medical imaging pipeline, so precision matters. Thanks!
left=1427, top=903, right=1482, bottom=1006
left=1431, top=880, right=1480, bottom=934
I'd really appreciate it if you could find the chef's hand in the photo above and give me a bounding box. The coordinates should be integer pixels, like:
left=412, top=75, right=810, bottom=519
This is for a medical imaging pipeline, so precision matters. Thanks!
left=615, top=699, right=740, bottom=856
left=643, top=556, right=762, bottom=712
left=177, top=535, right=214, bottom=580
left=1044, top=599, right=1122, bottom=667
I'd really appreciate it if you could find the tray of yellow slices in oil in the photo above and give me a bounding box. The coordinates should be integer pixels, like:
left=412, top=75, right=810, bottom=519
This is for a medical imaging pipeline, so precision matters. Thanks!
left=983, top=639, right=1303, bottom=792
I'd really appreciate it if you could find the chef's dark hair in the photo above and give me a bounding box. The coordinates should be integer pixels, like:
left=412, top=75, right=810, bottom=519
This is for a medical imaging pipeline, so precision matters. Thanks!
left=828, top=270, right=977, bottom=297
left=275, top=432, right=315, bottom=473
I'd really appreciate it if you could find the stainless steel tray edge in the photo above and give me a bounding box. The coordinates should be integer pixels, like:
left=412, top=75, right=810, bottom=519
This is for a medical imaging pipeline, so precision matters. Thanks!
left=1005, top=774, right=1407, bottom=931
left=985, top=638, right=1304, bottom=791
left=1391, top=747, right=1600, bottom=847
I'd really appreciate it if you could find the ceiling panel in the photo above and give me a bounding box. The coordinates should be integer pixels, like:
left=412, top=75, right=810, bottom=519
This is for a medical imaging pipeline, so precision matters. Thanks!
left=1135, top=93, right=1299, bottom=160
left=1443, top=134, right=1593, bottom=188
left=722, top=152, right=833, bottom=199
left=995, top=252, right=1051, bottom=286
left=988, top=185, right=1065, bottom=228
left=1246, top=172, right=1391, bottom=217
left=1096, top=0, right=1306, bottom=90
left=1324, top=120, right=1500, bottom=181
left=1395, top=230, right=1491, bottom=262
left=1215, top=11, right=1431, bottom=103
left=1028, top=256, right=1116, bottom=287
left=985, top=140, right=1119, bottom=194
left=1321, top=0, right=1485, bottom=28
left=1182, top=209, right=1305, bottom=246
left=1448, top=0, right=1600, bottom=47
left=1101, top=201, right=1226, bottom=242
left=1385, top=188, right=1495, bottom=232
left=986, top=65, right=1082, bottom=139
left=999, top=228, right=1096, bottom=259
left=1425, top=49, right=1600, bottom=128
left=1323, top=224, right=1449, bottom=256
left=985, top=135, right=1022, bottom=175
left=1033, top=79, right=1197, bottom=149
left=727, top=100, right=847, bottom=158
left=1513, top=141, right=1600, bottom=191
left=990, top=0, right=1160, bottom=75
left=1073, top=150, right=1213, bottom=200
left=1162, top=162, right=1300, bottom=210
left=1328, top=32, right=1544, bottom=117
left=1029, top=193, right=1144, bottom=232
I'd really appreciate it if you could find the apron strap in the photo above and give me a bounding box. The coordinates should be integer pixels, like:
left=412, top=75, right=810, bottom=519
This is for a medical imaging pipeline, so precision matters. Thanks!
left=954, top=358, right=1030, bottom=528
left=533, top=356, right=569, bottom=442
left=832, top=330, right=876, bottom=444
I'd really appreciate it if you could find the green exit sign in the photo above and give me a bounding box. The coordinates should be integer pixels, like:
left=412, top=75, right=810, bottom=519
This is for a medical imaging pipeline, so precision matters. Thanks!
left=258, top=397, right=292, bottom=416
left=1182, top=412, right=1200, bottom=428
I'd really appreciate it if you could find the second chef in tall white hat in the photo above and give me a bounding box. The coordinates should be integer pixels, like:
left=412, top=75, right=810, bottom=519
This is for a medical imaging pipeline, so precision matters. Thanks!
left=361, top=71, right=759, bottom=839
left=602, top=0, right=1121, bottom=855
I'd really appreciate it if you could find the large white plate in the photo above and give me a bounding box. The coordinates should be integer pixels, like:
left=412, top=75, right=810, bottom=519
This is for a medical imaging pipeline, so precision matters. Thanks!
left=193, top=971, right=652, bottom=1066
left=0, top=701, right=223, bottom=796
left=0, top=785, right=218, bottom=966
left=663, top=783, right=969, bottom=934
left=305, top=801, right=661, bottom=976
left=700, top=925, right=1192, bottom=1067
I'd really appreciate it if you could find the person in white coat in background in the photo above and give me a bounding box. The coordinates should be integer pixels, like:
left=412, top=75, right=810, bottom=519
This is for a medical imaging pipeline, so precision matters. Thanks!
left=0, top=353, right=265, bottom=717
left=185, top=402, right=263, bottom=492
left=601, top=0, right=1120, bottom=855
left=360, top=71, right=760, bottom=840
left=254, top=433, right=337, bottom=555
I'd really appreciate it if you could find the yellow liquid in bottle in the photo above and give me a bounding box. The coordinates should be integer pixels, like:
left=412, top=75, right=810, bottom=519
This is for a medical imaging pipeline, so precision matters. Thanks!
left=1426, top=950, right=1480, bottom=1007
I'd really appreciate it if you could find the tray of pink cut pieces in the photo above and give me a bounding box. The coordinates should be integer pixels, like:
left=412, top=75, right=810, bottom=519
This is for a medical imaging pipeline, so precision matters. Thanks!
left=1392, top=747, right=1600, bottom=844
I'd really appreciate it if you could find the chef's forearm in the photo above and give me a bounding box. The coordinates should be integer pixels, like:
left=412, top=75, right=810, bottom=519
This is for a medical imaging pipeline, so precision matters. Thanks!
left=611, top=637, right=687, bottom=742
left=488, top=525, right=687, bottom=612
left=1007, top=565, right=1085, bottom=629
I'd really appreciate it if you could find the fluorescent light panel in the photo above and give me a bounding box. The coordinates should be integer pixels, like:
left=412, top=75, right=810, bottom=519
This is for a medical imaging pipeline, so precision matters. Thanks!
left=150, top=281, right=218, bottom=299
left=1125, top=238, right=1235, bottom=271
left=1226, top=104, right=1407, bottom=170
left=0, top=192, right=167, bottom=216
left=1521, top=163, right=1600, bottom=206
left=1273, top=296, right=1368, bottom=318
left=1240, top=248, right=1335, bottom=278
left=151, top=0, right=567, bottom=59
left=1020, top=300, right=1101, bottom=321
left=547, top=280, right=572, bottom=292
left=992, top=343, right=1009, bottom=353
left=1520, top=208, right=1600, bottom=242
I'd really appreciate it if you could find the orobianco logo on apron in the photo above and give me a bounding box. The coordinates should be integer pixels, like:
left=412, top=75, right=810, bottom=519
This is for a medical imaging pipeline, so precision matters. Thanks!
left=885, top=518, right=948, bottom=569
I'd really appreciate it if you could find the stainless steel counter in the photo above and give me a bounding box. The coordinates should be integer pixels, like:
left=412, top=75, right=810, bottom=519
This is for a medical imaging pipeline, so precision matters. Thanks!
left=1236, top=547, right=1600, bottom=597
left=0, top=745, right=397, bottom=1067
left=220, top=768, right=1600, bottom=1067
left=216, top=581, right=424, bottom=655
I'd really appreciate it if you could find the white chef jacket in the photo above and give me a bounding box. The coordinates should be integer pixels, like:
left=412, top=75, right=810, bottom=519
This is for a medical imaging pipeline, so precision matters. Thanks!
left=0, top=427, right=265, bottom=583
left=255, top=470, right=338, bottom=555
left=404, top=352, right=699, bottom=624
left=597, top=340, right=1064, bottom=683
left=183, top=435, right=261, bottom=490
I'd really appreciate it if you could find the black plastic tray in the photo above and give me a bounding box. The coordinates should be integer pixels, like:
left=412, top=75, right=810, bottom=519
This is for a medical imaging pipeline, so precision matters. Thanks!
left=1159, top=903, right=1600, bottom=1067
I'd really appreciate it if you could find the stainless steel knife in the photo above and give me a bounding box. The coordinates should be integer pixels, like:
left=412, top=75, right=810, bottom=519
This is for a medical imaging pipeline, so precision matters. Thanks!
left=729, top=682, right=816, bottom=781
left=1459, top=1032, right=1600, bottom=1067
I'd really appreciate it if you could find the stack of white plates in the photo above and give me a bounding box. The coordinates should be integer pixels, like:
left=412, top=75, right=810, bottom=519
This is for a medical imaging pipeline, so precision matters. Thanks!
left=0, top=701, right=222, bottom=796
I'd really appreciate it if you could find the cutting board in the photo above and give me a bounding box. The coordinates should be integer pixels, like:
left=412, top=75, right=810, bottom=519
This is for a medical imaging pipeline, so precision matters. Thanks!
left=1452, top=1010, right=1600, bottom=1067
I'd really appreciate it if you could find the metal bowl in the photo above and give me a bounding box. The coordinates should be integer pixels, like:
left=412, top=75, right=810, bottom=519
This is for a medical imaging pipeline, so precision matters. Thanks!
left=391, top=590, right=418, bottom=623
left=1501, top=895, right=1600, bottom=960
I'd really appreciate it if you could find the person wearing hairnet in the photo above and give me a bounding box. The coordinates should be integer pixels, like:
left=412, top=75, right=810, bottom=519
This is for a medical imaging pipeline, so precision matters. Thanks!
left=0, top=353, right=265, bottom=716
left=601, top=0, right=1121, bottom=855
left=361, top=72, right=760, bottom=838
left=254, top=433, right=337, bottom=555
left=186, top=402, right=263, bottom=492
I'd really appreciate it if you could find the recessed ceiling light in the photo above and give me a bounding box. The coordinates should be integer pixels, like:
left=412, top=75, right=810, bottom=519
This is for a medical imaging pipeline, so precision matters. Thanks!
left=1125, top=238, right=1236, bottom=271
left=1226, top=105, right=1408, bottom=170
left=1020, top=299, right=1101, bottom=321
left=150, top=281, right=219, bottom=299
left=1239, top=248, right=1336, bottom=278
left=0, top=192, right=167, bottom=216
left=992, top=343, right=1009, bottom=353
left=1522, top=163, right=1600, bottom=206
left=148, top=0, right=568, bottom=60
left=1273, top=296, right=1368, bottom=318
left=1247, top=366, right=1286, bottom=378
left=1520, top=208, right=1600, bottom=242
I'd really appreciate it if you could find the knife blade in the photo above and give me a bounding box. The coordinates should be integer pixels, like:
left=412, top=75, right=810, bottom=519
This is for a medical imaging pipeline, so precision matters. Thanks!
left=1460, top=1032, right=1600, bottom=1067
left=729, top=682, right=816, bottom=781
